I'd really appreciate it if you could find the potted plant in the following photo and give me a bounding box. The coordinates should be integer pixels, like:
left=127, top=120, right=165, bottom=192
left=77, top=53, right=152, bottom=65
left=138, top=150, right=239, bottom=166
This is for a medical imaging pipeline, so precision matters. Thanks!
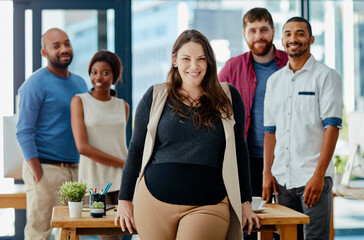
left=90, top=201, right=105, bottom=218
left=58, top=181, right=88, bottom=218
left=333, top=155, right=349, bottom=188
left=333, top=155, right=342, bottom=190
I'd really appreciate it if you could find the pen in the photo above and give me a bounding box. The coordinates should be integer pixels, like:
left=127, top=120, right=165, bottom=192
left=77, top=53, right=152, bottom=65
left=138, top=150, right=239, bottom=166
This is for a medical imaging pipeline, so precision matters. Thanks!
left=103, top=182, right=112, bottom=195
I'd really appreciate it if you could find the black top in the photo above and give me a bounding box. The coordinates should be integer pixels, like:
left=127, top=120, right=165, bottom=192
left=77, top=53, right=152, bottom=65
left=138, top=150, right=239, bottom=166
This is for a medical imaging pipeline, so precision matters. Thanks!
left=119, top=84, right=251, bottom=205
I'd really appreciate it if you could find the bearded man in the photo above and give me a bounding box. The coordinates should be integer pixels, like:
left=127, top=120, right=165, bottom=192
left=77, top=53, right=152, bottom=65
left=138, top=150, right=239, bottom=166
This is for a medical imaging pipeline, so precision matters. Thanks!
left=16, top=28, right=87, bottom=240
left=219, top=8, right=288, bottom=240
left=219, top=7, right=287, bottom=207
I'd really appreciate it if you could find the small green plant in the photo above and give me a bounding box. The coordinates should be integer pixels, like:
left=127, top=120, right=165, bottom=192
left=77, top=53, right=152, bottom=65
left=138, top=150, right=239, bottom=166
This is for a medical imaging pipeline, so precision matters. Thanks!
left=334, top=155, right=342, bottom=174
left=334, top=155, right=349, bottom=175
left=58, top=181, right=88, bottom=204
left=91, top=201, right=105, bottom=209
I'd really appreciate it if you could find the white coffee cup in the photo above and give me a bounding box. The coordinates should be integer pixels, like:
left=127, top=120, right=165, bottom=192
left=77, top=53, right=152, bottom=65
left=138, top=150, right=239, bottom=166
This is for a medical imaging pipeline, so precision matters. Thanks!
left=252, top=196, right=266, bottom=210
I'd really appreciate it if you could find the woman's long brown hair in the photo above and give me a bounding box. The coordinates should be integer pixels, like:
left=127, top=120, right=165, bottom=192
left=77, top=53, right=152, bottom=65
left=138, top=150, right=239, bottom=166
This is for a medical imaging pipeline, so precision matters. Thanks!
left=167, top=29, right=232, bottom=129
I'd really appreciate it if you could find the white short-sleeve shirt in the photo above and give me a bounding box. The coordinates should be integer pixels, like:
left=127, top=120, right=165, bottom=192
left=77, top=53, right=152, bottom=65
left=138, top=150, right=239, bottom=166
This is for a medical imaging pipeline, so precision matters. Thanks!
left=264, top=55, right=343, bottom=189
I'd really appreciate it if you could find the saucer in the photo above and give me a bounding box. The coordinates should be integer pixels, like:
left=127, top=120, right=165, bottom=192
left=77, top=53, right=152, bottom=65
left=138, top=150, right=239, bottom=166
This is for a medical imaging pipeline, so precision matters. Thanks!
left=252, top=207, right=267, bottom=213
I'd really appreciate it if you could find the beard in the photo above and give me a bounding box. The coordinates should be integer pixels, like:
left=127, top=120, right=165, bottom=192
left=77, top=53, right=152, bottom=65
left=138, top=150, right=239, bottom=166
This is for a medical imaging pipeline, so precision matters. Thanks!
left=248, top=39, right=273, bottom=56
left=47, top=52, right=73, bottom=69
left=286, top=42, right=309, bottom=58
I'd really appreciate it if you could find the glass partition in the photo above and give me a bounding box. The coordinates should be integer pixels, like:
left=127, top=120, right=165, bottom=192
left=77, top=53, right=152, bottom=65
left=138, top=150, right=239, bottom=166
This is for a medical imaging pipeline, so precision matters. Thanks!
left=353, top=2, right=364, bottom=111
left=41, top=9, right=115, bottom=89
left=131, top=0, right=300, bottom=112
left=309, top=1, right=344, bottom=84
left=310, top=1, right=364, bottom=113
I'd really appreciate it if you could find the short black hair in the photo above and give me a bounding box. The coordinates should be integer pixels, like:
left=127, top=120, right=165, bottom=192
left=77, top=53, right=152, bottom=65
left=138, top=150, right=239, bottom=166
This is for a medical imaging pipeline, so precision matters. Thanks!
left=284, top=16, right=312, bottom=37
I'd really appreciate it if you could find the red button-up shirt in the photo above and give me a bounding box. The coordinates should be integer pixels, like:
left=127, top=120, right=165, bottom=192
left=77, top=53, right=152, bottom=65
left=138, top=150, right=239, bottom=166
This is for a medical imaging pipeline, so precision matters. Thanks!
left=219, top=47, right=288, bottom=139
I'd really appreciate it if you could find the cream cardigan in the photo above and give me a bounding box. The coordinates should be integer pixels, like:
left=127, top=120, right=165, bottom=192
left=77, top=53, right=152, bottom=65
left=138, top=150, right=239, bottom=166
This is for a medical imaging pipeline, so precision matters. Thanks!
left=137, top=82, right=243, bottom=239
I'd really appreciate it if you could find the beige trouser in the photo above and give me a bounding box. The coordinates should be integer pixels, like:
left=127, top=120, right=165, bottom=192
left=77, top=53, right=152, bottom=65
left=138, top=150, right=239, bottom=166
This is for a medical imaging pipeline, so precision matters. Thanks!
left=134, top=178, right=230, bottom=240
left=22, top=162, right=78, bottom=240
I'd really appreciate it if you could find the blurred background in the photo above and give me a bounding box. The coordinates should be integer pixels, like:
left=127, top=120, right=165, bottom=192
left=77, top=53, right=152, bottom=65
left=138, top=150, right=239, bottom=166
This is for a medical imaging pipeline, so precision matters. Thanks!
left=1, top=0, right=364, bottom=239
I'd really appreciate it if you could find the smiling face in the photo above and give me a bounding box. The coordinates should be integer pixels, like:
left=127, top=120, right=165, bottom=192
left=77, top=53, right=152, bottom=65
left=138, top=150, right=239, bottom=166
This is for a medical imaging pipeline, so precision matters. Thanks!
left=282, top=21, right=314, bottom=59
left=244, top=20, right=275, bottom=56
left=41, top=29, right=73, bottom=69
left=172, top=41, right=207, bottom=90
left=90, top=61, right=114, bottom=93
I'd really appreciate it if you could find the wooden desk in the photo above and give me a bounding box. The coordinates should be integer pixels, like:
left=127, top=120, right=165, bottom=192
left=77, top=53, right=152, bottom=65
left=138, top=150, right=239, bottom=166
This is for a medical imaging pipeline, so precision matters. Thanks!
left=51, top=203, right=309, bottom=240
left=333, top=183, right=364, bottom=200
left=330, top=182, right=364, bottom=240
left=51, top=206, right=133, bottom=239
left=0, top=183, right=26, bottom=209
left=0, top=182, right=26, bottom=240
left=257, top=204, right=309, bottom=240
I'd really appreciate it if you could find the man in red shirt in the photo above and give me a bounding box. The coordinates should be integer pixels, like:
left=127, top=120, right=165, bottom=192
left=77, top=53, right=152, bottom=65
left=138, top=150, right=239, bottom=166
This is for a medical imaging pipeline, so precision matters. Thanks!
left=219, top=8, right=287, bottom=239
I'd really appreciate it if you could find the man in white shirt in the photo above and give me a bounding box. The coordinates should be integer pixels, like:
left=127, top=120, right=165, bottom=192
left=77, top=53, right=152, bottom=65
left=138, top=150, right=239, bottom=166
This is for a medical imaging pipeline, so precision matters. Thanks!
left=262, top=17, right=343, bottom=240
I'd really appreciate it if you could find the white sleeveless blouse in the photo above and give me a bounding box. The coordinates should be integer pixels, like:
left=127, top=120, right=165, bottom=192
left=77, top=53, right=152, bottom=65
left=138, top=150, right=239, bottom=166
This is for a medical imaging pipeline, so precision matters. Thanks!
left=77, top=93, right=128, bottom=193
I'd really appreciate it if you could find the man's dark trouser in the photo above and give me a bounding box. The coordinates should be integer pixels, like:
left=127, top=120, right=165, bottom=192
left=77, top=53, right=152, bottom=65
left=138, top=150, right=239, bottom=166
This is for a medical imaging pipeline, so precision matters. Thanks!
left=244, top=157, right=279, bottom=240
left=249, top=157, right=264, bottom=197
left=276, top=177, right=333, bottom=240
left=244, top=157, right=262, bottom=240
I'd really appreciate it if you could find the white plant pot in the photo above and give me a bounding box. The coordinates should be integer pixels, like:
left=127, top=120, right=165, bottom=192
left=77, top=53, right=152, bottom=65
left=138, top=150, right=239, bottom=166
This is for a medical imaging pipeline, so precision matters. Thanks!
left=90, top=208, right=104, bottom=214
left=68, top=201, right=83, bottom=218
left=90, top=208, right=105, bottom=218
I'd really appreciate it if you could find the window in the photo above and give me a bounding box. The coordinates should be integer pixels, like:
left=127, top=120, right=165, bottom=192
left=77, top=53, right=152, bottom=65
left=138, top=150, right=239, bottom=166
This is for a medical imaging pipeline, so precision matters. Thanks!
left=131, top=0, right=300, bottom=112
left=310, top=1, right=364, bottom=112
left=41, top=9, right=115, bottom=89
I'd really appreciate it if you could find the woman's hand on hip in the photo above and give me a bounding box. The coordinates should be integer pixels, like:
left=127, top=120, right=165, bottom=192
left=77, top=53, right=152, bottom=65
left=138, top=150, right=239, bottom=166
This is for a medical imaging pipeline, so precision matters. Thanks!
left=241, top=202, right=263, bottom=235
left=114, top=200, right=136, bottom=234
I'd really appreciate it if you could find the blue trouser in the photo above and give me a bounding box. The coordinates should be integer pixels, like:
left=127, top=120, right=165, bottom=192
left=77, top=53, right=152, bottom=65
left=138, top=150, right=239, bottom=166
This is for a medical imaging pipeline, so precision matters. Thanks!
left=276, top=177, right=333, bottom=240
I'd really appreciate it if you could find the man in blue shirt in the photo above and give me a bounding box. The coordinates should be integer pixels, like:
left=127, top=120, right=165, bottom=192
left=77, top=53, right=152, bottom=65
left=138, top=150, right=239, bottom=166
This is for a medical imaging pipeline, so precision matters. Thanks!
left=16, top=28, right=87, bottom=240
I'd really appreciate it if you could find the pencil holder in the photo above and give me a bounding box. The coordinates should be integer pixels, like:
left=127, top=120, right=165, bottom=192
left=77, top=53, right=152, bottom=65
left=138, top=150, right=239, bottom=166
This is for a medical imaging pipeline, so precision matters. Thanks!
left=90, top=194, right=106, bottom=216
